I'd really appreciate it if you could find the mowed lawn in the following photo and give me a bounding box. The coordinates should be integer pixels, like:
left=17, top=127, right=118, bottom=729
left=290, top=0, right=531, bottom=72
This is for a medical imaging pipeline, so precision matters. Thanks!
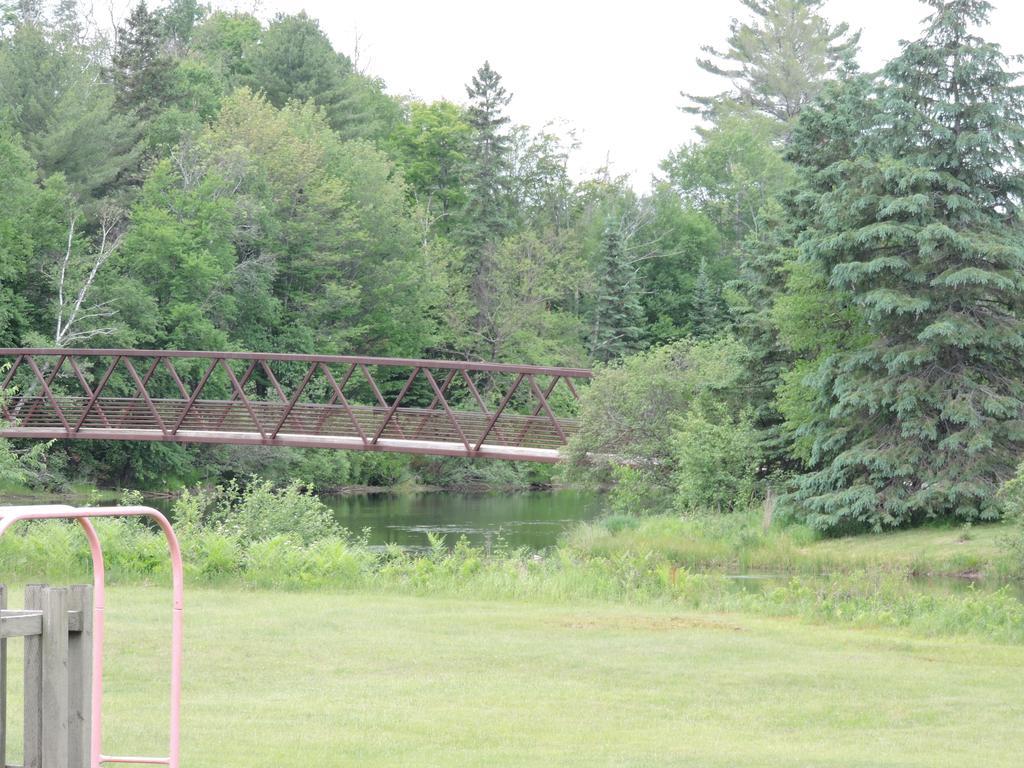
left=5, top=586, right=1024, bottom=767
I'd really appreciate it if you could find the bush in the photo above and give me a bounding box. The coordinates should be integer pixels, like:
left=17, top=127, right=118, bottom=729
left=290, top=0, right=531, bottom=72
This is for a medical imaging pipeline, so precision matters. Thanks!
left=565, top=336, right=753, bottom=514
left=671, top=400, right=760, bottom=513
left=605, top=465, right=672, bottom=516
left=213, top=479, right=340, bottom=544
left=997, top=467, right=1024, bottom=576
left=348, top=452, right=412, bottom=487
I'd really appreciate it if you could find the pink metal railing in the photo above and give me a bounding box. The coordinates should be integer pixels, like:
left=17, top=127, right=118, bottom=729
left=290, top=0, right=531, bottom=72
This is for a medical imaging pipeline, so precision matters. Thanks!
left=0, top=505, right=183, bottom=768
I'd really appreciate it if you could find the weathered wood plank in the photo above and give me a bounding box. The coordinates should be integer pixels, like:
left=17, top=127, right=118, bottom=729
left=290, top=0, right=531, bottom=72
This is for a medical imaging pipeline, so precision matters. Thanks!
left=0, top=613, right=41, bottom=639
left=67, top=586, right=92, bottom=768
left=40, top=587, right=69, bottom=768
left=0, top=610, right=83, bottom=639
left=23, top=585, right=43, bottom=768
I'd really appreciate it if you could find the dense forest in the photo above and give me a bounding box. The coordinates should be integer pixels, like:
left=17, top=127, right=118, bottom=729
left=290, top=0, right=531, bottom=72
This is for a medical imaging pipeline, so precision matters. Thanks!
left=2, top=0, right=1023, bottom=534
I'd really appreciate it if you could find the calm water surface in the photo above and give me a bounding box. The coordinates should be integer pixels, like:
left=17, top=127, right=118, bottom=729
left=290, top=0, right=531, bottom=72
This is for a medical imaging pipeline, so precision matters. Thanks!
left=144, top=488, right=602, bottom=550
left=320, top=489, right=604, bottom=550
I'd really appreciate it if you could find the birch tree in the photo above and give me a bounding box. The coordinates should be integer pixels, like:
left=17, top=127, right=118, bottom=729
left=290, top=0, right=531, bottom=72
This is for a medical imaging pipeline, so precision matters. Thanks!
left=52, top=200, right=125, bottom=347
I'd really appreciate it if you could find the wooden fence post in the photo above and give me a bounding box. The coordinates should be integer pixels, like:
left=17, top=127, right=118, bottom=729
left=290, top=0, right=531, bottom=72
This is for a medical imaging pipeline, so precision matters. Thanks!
left=68, top=585, right=93, bottom=768
left=0, top=583, right=93, bottom=768
left=24, top=584, right=44, bottom=768
left=40, top=587, right=70, bottom=768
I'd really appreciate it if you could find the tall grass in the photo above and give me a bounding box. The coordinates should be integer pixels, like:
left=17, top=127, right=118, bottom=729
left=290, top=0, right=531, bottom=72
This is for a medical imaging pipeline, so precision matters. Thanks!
left=565, top=509, right=1018, bottom=578
left=1, top=512, right=1022, bottom=644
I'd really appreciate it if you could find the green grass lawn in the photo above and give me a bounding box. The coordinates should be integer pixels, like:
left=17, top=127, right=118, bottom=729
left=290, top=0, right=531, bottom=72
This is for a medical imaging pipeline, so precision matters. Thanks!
left=6, top=586, right=1024, bottom=767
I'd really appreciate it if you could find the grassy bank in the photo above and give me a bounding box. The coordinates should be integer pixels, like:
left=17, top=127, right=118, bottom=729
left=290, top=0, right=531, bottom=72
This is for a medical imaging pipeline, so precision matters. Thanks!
left=566, top=511, right=1019, bottom=578
left=3, top=586, right=1023, bottom=767
left=1, top=516, right=1022, bottom=644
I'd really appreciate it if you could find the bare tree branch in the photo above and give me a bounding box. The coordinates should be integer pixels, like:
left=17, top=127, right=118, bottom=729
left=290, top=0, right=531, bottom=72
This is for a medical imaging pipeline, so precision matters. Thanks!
left=54, top=201, right=125, bottom=348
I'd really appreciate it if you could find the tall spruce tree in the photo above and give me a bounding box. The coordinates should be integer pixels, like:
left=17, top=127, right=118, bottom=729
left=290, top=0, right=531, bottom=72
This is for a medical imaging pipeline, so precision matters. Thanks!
left=726, top=75, right=874, bottom=474
left=793, top=0, right=1024, bottom=530
left=244, top=13, right=399, bottom=142
left=111, top=1, right=173, bottom=121
left=689, top=257, right=723, bottom=338
left=462, top=61, right=513, bottom=249
left=590, top=223, right=643, bottom=361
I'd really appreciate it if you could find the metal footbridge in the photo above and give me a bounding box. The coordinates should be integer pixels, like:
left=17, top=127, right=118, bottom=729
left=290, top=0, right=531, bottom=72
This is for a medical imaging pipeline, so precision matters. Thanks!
left=0, top=349, right=590, bottom=462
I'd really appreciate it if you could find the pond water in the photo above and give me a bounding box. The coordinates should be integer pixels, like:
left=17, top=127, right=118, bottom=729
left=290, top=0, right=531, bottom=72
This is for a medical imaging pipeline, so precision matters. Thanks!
left=320, top=489, right=604, bottom=551
left=141, top=488, right=603, bottom=550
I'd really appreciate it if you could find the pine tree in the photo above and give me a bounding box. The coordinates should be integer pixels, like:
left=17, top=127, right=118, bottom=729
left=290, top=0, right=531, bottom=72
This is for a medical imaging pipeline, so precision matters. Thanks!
left=726, top=75, right=874, bottom=474
left=689, top=257, right=723, bottom=338
left=590, top=224, right=643, bottom=362
left=686, top=0, right=860, bottom=123
left=110, top=0, right=172, bottom=121
left=0, top=6, right=138, bottom=195
left=794, top=0, right=1024, bottom=530
left=244, top=13, right=397, bottom=142
left=245, top=14, right=348, bottom=125
left=462, top=61, right=513, bottom=249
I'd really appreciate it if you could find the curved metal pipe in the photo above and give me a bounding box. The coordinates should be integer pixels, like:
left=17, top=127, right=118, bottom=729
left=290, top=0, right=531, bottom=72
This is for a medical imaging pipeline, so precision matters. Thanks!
left=0, top=505, right=183, bottom=768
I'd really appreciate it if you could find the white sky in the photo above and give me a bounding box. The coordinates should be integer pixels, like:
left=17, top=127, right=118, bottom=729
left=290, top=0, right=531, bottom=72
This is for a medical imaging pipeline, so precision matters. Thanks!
left=203, top=0, right=1023, bottom=190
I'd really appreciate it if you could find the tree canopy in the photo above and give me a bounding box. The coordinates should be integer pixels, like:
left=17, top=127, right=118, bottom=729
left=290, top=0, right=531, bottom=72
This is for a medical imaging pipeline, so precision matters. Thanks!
left=5, top=0, right=1024, bottom=528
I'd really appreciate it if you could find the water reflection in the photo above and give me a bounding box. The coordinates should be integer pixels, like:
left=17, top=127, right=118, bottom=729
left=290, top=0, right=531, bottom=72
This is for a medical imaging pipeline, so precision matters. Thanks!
left=320, top=489, right=604, bottom=551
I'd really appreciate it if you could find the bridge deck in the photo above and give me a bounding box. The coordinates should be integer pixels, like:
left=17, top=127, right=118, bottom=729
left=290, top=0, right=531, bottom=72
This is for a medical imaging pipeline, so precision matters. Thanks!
left=0, top=350, right=590, bottom=462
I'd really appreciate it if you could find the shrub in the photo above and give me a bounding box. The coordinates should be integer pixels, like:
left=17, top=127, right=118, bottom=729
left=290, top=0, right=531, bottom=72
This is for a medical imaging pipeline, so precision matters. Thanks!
left=565, top=336, right=753, bottom=514
left=671, top=399, right=760, bottom=513
left=214, top=478, right=339, bottom=544
left=348, top=452, right=412, bottom=487
left=996, top=465, right=1024, bottom=576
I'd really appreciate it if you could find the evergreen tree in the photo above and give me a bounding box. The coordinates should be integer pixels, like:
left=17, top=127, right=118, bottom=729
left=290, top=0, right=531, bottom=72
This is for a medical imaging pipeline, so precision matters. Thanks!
left=686, top=0, right=860, bottom=123
left=51, top=0, right=82, bottom=48
left=590, top=224, right=643, bottom=361
left=725, top=75, right=874, bottom=474
left=462, top=61, right=513, bottom=249
left=689, top=257, right=723, bottom=338
left=110, top=1, right=173, bottom=122
left=245, top=13, right=398, bottom=142
left=0, top=10, right=138, bottom=195
left=794, top=0, right=1024, bottom=530
left=245, top=13, right=347, bottom=114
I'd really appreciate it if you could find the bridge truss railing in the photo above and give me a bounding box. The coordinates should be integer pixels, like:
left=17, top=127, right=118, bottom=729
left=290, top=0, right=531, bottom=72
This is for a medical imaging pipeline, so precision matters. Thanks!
left=0, top=349, right=591, bottom=462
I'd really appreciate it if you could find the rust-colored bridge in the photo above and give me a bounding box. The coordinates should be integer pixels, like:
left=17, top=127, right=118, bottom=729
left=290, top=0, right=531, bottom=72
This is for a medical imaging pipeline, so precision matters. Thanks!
left=0, top=349, right=591, bottom=462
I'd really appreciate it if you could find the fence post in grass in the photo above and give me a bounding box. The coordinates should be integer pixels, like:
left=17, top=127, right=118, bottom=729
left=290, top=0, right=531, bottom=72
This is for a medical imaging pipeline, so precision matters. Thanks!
left=24, top=584, right=45, bottom=768
left=41, top=586, right=70, bottom=768
left=68, top=585, right=93, bottom=768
